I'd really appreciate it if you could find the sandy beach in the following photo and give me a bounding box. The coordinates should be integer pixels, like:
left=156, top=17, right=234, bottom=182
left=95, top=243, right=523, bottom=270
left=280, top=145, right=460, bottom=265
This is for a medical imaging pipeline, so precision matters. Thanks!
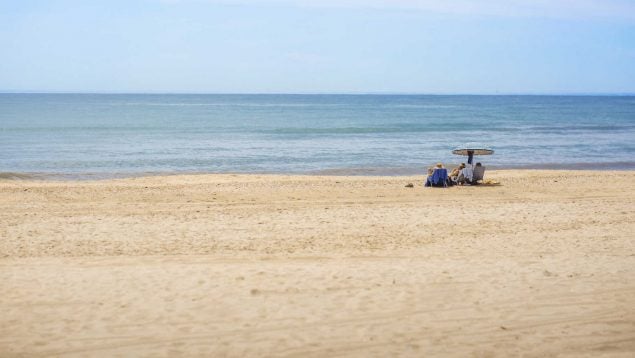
left=1, top=170, right=634, bottom=357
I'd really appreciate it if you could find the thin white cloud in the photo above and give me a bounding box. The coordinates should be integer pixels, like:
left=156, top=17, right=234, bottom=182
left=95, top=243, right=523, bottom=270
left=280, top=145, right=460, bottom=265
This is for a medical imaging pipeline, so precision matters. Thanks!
left=160, top=0, right=635, bottom=21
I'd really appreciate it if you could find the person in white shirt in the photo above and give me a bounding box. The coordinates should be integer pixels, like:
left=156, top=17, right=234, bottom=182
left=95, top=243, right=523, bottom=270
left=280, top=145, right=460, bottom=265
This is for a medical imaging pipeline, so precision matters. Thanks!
left=458, top=163, right=474, bottom=185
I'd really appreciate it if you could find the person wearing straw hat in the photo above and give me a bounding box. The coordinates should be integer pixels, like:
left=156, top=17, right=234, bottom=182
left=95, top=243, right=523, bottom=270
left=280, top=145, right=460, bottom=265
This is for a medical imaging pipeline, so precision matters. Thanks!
left=449, top=163, right=464, bottom=184
left=425, top=163, right=448, bottom=187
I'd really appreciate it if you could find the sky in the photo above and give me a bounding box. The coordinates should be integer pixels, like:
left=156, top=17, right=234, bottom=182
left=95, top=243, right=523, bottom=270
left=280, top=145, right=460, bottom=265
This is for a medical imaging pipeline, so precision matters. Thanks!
left=1, top=0, right=634, bottom=94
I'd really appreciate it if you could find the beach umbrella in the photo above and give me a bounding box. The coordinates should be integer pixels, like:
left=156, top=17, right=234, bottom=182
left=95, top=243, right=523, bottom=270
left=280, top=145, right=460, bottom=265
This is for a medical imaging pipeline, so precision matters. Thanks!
left=452, top=147, right=494, bottom=165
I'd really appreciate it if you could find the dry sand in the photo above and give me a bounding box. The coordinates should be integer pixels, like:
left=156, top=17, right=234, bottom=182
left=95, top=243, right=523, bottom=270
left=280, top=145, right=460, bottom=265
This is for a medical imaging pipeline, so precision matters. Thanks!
left=1, top=170, right=634, bottom=357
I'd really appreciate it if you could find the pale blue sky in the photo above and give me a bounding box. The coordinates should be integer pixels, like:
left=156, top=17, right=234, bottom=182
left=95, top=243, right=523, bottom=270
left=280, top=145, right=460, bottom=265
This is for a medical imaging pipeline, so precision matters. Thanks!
left=1, top=0, right=634, bottom=94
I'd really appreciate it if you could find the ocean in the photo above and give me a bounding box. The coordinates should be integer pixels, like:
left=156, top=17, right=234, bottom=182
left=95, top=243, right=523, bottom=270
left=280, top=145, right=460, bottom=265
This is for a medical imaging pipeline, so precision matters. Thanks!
left=1, top=94, right=634, bottom=179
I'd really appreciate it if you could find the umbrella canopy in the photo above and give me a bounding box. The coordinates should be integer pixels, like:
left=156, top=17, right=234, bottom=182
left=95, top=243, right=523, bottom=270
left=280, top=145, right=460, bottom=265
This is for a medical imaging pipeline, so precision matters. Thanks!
left=452, top=148, right=494, bottom=156
left=452, top=147, right=494, bottom=165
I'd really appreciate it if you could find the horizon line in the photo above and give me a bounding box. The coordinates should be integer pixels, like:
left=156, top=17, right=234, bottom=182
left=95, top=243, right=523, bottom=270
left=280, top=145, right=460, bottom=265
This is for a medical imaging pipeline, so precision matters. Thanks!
left=1, top=90, right=635, bottom=96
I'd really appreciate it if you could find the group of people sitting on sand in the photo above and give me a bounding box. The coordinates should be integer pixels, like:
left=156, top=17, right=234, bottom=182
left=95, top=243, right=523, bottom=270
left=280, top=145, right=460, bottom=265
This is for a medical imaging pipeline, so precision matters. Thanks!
left=425, top=162, right=485, bottom=187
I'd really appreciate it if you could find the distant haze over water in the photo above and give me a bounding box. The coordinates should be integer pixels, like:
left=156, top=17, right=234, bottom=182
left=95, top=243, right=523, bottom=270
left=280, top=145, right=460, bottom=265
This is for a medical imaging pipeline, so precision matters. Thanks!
left=1, top=94, right=634, bottom=178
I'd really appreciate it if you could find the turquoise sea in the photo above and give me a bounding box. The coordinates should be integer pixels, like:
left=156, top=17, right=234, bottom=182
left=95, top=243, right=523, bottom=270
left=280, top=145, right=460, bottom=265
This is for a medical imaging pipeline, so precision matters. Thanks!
left=1, top=94, right=634, bottom=178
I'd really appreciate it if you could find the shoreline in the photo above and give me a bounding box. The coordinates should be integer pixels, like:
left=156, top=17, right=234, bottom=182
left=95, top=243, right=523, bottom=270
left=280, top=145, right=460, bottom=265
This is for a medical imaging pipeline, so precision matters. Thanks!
left=2, top=161, right=635, bottom=181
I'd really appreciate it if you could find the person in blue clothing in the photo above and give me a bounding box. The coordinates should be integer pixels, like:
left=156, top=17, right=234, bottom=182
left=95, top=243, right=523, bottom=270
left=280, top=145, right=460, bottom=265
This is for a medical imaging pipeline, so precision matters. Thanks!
left=424, top=167, right=434, bottom=187
left=425, top=163, right=448, bottom=187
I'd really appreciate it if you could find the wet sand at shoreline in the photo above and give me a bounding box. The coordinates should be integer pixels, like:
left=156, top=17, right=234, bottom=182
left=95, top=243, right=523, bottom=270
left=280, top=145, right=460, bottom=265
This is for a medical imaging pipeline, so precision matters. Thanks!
left=1, top=170, right=634, bottom=356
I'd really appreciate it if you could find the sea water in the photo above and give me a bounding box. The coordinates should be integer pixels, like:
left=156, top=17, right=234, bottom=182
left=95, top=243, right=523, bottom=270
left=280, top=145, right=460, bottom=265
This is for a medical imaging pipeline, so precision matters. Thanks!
left=1, top=94, right=634, bottom=178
